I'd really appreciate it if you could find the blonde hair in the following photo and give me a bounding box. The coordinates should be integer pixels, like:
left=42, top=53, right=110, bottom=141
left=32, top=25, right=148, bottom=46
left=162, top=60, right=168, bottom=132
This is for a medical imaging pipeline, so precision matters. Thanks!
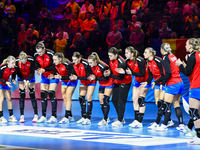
left=145, top=47, right=156, bottom=56
left=125, top=46, right=140, bottom=62
left=19, top=51, right=28, bottom=60
left=36, top=41, right=45, bottom=51
left=88, top=52, right=101, bottom=63
left=54, top=53, right=69, bottom=63
left=187, top=38, right=200, bottom=52
left=2, top=55, right=16, bottom=64
left=72, top=52, right=82, bottom=58
left=161, top=43, right=172, bottom=53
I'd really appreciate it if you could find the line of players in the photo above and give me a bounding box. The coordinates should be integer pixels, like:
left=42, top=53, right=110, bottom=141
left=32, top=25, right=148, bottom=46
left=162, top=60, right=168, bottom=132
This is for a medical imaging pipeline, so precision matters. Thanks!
left=0, top=39, right=200, bottom=145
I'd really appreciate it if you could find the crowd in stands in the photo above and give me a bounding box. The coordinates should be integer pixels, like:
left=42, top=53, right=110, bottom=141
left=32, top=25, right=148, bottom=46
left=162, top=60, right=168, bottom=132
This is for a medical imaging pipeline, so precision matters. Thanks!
left=1, top=0, right=200, bottom=60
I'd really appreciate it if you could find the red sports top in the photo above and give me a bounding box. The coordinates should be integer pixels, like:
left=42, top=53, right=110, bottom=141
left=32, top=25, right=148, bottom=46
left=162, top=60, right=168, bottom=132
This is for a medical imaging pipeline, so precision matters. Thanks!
left=0, top=64, right=16, bottom=86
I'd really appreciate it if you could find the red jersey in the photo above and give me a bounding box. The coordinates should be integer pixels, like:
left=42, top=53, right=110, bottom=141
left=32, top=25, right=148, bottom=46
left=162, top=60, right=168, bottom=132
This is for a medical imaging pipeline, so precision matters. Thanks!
left=54, top=61, right=76, bottom=83
left=162, top=53, right=182, bottom=86
left=34, top=50, right=54, bottom=77
left=146, top=56, right=165, bottom=85
left=91, top=61, right=114, bottom=87
left=0, top=64, right=16, bottom=86
left=72, top=59, right=96, bottom=85
left=16, top=56, right=35, bottom=81
left=179, top=51, right=200, bottom=89
left=109, top=56, right=132, bottom=84
left=126, top=57, right=148, bottom=83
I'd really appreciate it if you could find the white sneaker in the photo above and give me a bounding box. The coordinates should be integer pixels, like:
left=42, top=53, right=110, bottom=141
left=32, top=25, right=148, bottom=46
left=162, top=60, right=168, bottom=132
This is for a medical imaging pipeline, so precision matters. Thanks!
left=68, top=116, right=74, bottom=122
left=176, top=124, right=185, bottom=131
left=129, top=120, right=143, bottom=128
left=82, top=118, right=91, bottom=125
left=167, top=120, right=174, bottom=127
left=76, top=117, right=85, bottom=124
left=19, top=115, right=25, bottom=123
left=113, top=118, right=125, bottom=124
left=111, top=120, right=123, bottom=127
left=32, top=115, right=39, bottom=123
left=98, top=119, right=108, bottom=126
left=186, top=130, right=197, bottom=137
left=182, top=126, right=192, bottom=133
left=59, top=117, right=69, bottom=124
left=156, top=124, right=168, bottom=131
left=148, top=122, right=159, bottom=130
left=37, top=116, right=47, bottom=123
left=9, top=115, right=17, bottom=123
left=187, top=136, right=200, bottom=145
left=0, top=116, right=7, bottom=123
left=47, top=116, right=57, bottom=124
left=129, top=120, right=137, bottom=127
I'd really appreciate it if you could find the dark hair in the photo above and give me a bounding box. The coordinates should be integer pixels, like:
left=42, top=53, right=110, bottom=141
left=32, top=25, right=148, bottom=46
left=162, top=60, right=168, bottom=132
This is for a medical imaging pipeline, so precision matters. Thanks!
left=86, top=11, right=92, bottom=15
left=108, top=47, right=122, bottom=55
left=72, top=52, right=82, bottom=58
left=125, top=46, right=140, bottom=62
left=66, top=6, right=72, bottom=13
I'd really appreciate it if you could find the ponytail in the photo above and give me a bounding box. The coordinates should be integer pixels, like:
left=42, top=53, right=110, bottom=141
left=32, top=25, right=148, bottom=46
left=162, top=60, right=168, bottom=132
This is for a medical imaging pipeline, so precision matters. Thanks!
left=188, top=38, right=200, bottom=52
left=88, top=52, right=101, bottom=63
left=108, top=47, right=122, bottom=55
left=161, top=43, right=172, bottom=53
left=125, top=46, right=140, bottom=62
left=72, top=52, right=82, bottom=58
left=145, top=47, right=156, bottom=56
left=54, top=53, right=69, bottom=63
left=2, top=55, right=16, bottom=65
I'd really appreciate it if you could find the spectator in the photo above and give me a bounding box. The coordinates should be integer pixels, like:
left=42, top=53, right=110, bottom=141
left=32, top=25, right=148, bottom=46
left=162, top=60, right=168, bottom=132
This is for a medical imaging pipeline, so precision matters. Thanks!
left=56, top=26, right=69, bottom=40
left=127, top=15, right=141, bottom=34
left=62, top=6, right=73, bottom=33
left=109, top=0, right=119, bottom=21
left=69, top=12, right=83, bottom=41
left=15, top=17, right=26, bottom=34
left=17, top=23, right=27, bottom=51
left=4, top=0, right=16, bottom=18
left=166, top=0, right=175, bottom=13
left=29, top=24, right=39, bottom=38
left=0, top=0, right=6, bottom=22
left=81, top=11, right=96, bottom=43
left=159, top=22, right=172, bottom=39
left=145, top=21, right=159, bottom=47
left=38, top=4, right=52, bottom=35
left=171, top=32, right=177, bottom=39
left=117, top=19, right=127, bottom=50
left=131, top=0, right=144, bottom=11
left=141, top=8, right=154, bottom=33
left=130, top=24, right=145, bottom=54
left=175, top=0, right=183, bottom=15
left=88, top=22, right=104, bottom=56
left=161, top=6, right=172, bottom=27
left=41, top=26, right=54, bottom=49
left=106, top=24, right=122, bottom=49
left=143, top=0, right=148, bottom=8
left=104, top=0, right=111, bottom=12
left=65, top=0, right=80, bottom=14
left=119, top=0, right=132, bottom=27
left=1, top=18, right=13, bottom=45
left=183, top=0, right=198, bottom=16
left=76, top=0, right=85, bottom=7
left=93, top=0, right=109, bottom=22
left=184, top=8, right=199, bottom=30
left=70, top=32, right=87, bottom=57
left=53, top=32, right=67, bottom=54
left=98, top=13, right=110, bottom=50
left=171, top=7, right=183, bottom=38
left=24, top=28, right=38, bottom=56
left=80, top=0, right=94, bottom=13
left=185, top=20, right=200, bottom=38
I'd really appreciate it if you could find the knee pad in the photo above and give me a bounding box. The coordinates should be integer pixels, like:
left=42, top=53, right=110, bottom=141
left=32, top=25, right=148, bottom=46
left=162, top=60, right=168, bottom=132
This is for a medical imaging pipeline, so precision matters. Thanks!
left=19, top=89, right=25, bottom=100
left=138, top=97, right=145, bottom=107
left=189, top=108, right=200, bottom=121
left=103, top=95, right=110, bottom=107
left=157, top=100, right=164, bottom=109
left=79, top=96, right=86, bottom=106
left=41, top=90, right=48, bottom=101
left=48, top=91, right=56, bottom=102
left=29, top=88, right=36, bottom=100
left=164, top=102, right=172, bottom=113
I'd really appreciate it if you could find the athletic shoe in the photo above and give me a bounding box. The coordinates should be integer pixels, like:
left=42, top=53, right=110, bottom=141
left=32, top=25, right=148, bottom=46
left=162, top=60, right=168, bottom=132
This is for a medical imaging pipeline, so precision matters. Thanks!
left=37, top=116, right=47, bottom=123
left=186, top=130, right=197, bottom=137
left=148, top=122, right=159, bottom=130
left=176, top=124, right=185, bottom=131
left=68, top=116, right=74, bottom=122
left=19, top=115, right=25, bottom=123
left=98, top=119, right=108, bottom=126
left=187, top=136, right=200, bottom=145
left=182, top=126, right=192, bottom=134
left=32, top=115, right=39, bottom=123
left=156, top=124, right=168, bottom=131
left=59, top=117, right=69, bottom=124
left=111, top=120, right=123, bottom=127
left=129, top=120, right=137, bottom=127
left=167, top=120, right=174, bottom=127
left=82, top=118, right=91, bottom=125
left=113, top=118, right=125, bottom=124
left=47, top=116, right=57, bottom=124
left=131, top=120, right=143, bottom=128
left=9, top=115, right=17, bottom=123
left=0, top=116, right=7, bottom=123
left=76, top=117, right=85, bottom=124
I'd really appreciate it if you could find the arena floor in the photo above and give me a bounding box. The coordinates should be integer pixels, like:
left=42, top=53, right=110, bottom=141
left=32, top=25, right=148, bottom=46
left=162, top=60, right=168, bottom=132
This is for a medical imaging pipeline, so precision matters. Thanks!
left=0, top=99, right=198, bottom=150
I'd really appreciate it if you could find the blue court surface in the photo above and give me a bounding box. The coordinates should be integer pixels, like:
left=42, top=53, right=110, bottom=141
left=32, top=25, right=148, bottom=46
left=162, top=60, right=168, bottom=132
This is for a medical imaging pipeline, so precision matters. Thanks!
left=0, top=99, right=199, bottom=150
